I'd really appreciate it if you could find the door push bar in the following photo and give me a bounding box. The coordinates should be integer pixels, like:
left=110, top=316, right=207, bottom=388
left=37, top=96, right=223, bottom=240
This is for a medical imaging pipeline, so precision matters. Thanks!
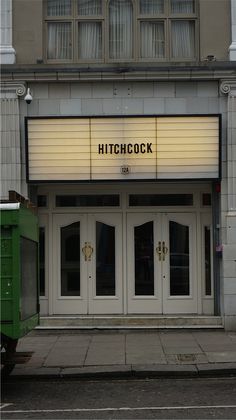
left=82, top=242, right=93, bottom=261
left=156, top=241, right=168, bottom=261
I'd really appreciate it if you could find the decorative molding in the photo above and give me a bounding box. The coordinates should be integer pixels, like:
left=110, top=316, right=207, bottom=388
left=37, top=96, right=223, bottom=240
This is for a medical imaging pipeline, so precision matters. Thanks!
left=220, top=80, right=236, bottom=95
left=0, top=82, right=26, bottom=97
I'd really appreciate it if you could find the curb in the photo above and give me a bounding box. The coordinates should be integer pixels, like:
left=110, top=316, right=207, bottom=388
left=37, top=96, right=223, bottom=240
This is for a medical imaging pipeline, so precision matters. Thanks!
left=7, top=363, right=236, bottom=380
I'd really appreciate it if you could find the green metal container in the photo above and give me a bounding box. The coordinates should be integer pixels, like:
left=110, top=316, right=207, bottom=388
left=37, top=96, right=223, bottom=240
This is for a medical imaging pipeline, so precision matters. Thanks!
left=1, top=203, right=39, bottom=342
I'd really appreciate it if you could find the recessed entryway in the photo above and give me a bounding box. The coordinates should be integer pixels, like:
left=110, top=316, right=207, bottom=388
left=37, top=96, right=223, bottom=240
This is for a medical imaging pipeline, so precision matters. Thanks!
left=38, top=184, right=214, bottom=317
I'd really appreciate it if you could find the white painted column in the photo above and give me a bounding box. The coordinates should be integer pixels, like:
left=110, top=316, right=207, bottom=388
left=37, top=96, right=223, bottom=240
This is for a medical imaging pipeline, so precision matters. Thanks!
left=0, top=0, right=16, bottom=64
left=220, top=80, right=236, bottom=331
left=229, top=0, right=236, bottom=60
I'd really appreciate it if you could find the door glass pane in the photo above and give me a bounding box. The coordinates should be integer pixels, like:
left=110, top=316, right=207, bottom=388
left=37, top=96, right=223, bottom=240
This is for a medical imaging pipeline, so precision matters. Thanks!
left=61, top=222, right=80, bottom=296
left=135, top=222, right=154, bottom=295
left=205, top=226, right=212, bottom=295
left=169, top=221, right=190, bottom=295
left=96, top=222, right=115, bottom=296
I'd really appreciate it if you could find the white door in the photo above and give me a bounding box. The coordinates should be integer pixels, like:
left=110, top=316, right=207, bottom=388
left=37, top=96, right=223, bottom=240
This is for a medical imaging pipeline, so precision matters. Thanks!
left=127, top=213, right=163, bottom=313
left=162, top=213, right=197, bottom=314
left=52, top=213, right=122, bottom=314
left=127, top=213, right=197, bottom=314
left=87, top=213, right=123, bottom=314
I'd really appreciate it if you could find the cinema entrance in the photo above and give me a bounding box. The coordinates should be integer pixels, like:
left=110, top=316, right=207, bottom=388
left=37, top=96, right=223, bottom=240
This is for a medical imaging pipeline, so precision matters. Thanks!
left=26, top=115, right=219, bottom=317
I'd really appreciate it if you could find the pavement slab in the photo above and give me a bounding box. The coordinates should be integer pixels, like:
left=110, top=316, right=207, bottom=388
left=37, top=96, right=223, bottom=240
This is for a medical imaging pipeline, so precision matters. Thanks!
left=126, top=350, right=167, bottom=364
left=163, top=346, right=203, bottom=354
left=205, top=351, right=236, bottom=363
left=3, top=329, right=236, bottom=379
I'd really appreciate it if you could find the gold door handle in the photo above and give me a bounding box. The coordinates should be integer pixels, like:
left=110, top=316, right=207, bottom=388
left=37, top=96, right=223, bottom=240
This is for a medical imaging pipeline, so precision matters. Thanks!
left=156, top=241, right=162, bottom=261
left=162, top=241, right=168, bottom=261
left=82, top=242, right=93, bottom=261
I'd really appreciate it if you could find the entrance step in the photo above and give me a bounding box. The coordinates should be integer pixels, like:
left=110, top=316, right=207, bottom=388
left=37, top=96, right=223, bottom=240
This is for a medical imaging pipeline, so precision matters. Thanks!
left=38, top=315, right=223, bottom=330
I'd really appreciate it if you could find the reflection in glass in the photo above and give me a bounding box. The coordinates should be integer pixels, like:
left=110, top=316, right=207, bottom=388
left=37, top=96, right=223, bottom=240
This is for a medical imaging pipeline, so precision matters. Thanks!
left=61, top=222, right=80, bottom=296
left=135, top=222, right=154, bottom=295
left=169, top=221, right=190, bottom=295
left=96, top=222, right=115, bottom=296
left=39, top=227, right=45, bottom=296
left=205, top=226, right=212, bottom=295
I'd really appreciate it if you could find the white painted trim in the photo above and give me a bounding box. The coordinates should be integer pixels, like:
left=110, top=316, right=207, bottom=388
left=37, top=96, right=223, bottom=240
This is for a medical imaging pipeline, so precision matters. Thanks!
left=229, top=0, right=236, bottom=60
left=0, top=0, right=16, bottom=64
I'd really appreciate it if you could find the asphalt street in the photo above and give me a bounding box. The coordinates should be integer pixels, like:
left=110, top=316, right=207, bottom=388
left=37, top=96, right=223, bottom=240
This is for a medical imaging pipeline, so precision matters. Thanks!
left=1, top=377, right=236, bottom=419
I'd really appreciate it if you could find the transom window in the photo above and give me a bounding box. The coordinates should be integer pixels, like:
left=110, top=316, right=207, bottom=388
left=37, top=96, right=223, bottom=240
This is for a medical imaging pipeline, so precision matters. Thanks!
left=45, top=0, right=197, bottom=62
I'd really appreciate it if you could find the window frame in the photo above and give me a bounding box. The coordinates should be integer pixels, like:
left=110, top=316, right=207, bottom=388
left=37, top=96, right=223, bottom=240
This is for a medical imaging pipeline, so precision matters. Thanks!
left=169, top=18, right=198, bottom=61
left=44, top=0, right=198, bottom=63
left=137, top=0, right=198, bottom=62
left=44, top=0, right=105, bottom=63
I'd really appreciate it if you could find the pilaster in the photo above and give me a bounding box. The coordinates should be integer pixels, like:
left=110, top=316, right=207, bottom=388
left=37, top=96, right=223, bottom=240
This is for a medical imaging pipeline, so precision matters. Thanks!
left=0, top=0, right=16, bottom=64
left=229, top=0, right=236, bottom=60
left=220, top=81, right=236, bottom=213
left=220, top=80, right=236, bottom=331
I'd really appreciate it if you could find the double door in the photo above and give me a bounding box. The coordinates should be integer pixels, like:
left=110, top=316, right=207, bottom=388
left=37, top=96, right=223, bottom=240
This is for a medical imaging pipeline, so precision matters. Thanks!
left=53, top=213, right=122, bottom=314
left=127, top=213, right=197, bottom=314
left=52, top=212, right=197, bottom=314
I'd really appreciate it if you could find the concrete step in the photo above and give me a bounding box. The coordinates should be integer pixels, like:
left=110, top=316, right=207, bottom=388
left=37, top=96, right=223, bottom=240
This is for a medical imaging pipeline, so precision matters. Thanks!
left=38, top=315, right=224, bottom=330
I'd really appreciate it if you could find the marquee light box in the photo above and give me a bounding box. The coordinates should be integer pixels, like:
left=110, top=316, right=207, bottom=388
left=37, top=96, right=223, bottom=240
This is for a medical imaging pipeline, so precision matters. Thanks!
left=26, top=116, right=220, bottom=182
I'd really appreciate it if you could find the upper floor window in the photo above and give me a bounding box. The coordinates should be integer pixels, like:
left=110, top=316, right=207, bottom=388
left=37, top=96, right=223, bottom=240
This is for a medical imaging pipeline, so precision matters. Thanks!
left=45, top=0, right=197, bottom=62
left=109, top=0, right=133, bottom=60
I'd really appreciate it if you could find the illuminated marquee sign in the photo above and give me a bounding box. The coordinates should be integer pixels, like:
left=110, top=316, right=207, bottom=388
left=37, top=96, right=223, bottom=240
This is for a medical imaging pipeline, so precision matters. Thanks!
left=98, top=143, right=153, bottom=154
left=26, top=116, right=220, bottom=181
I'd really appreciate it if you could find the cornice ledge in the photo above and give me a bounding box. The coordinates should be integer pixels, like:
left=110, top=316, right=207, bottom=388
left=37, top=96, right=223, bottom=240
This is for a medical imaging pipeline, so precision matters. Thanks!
left=220, top=80, right=236, bottom=95
left=0, top=81, right=26, bottom=96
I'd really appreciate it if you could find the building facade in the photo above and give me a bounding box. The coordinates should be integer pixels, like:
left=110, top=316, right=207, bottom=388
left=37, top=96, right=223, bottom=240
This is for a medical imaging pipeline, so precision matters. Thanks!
left=1, top=0, right=236, bottom=329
